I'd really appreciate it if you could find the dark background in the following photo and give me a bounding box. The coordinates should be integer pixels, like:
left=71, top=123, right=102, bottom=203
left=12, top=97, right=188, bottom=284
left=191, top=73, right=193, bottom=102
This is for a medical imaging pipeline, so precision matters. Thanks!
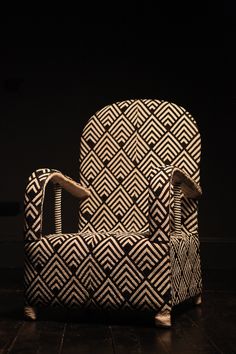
left=0, top=12, right=235, bottom=271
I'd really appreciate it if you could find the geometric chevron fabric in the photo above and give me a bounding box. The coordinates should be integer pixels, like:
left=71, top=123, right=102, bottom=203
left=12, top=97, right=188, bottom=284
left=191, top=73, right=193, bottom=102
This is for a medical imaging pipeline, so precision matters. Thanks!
left=24, top=99, right=202, bottom=319
left=79, top=99, right=201, bottom=234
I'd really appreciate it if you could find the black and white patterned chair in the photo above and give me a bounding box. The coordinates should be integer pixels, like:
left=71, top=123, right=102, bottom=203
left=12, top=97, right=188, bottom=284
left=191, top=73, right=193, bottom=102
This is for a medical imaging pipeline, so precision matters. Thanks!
left=24, top=99, right=202, bottom=327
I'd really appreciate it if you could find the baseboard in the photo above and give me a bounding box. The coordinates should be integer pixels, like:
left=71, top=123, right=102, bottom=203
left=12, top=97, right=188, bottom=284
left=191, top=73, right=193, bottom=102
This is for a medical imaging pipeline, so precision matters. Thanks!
left=200, top=237, right=236, bottom=270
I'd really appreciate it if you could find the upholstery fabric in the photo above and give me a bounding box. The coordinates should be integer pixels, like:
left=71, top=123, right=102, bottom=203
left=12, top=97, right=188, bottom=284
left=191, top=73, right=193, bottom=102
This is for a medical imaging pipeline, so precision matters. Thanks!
left=79, top=99, right=201, bottom=234
left=25, top=231, right=171, bottom=310
left=24, top=99, right=202, bottom=315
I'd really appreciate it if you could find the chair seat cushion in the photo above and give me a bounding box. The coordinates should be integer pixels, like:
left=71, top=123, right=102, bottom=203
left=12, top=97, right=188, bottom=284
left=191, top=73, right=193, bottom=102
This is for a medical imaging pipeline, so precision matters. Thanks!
left=24, top=231, right=170, bottom=310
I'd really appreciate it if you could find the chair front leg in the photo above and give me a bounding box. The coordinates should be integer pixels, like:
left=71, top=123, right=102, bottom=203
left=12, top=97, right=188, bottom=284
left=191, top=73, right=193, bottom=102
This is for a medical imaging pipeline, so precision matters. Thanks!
left=155, top=308, right=171, bottom=327
left=193, top=294, right=202, bottom=305
left=24, top=305, right=37, bottom=320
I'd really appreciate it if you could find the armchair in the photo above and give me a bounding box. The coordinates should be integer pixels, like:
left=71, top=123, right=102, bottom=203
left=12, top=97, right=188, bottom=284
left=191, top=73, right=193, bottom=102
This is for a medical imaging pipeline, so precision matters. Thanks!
left=24, top=99, right=203, bottom=327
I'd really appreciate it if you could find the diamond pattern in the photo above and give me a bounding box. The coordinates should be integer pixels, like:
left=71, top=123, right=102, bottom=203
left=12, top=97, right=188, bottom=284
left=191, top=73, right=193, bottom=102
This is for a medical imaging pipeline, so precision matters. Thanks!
left=24, top=99, right=202, bottom=318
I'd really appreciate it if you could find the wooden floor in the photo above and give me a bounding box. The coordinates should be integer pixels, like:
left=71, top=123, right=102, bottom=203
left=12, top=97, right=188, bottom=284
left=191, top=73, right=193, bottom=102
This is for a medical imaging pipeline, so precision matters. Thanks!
left=0, top=270, right=236, bottom=354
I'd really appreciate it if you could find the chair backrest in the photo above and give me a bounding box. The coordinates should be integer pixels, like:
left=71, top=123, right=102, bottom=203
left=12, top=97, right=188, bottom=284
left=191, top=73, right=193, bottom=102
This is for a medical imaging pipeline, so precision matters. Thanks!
left=78, top=99, right=201, bottom=233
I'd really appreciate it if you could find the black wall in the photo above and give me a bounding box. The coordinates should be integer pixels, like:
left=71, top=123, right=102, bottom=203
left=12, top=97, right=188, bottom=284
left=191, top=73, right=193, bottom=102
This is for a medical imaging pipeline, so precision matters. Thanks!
left=0, top=14, right=235, bottom=270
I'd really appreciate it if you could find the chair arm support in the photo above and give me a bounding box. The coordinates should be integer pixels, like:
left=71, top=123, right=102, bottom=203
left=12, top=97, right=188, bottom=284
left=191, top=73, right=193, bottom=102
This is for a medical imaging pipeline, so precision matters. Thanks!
left=148, top=165, right=201, bottom=242
left=24, top=168, right=90, bottom=241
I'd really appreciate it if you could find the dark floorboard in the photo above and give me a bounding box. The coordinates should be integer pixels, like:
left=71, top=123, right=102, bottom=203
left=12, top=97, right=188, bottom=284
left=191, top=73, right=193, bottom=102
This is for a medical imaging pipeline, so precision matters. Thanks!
left=7, top=321, right=65, bottom=354
left=0, top=270, right=236, bottom=354
left=0, top=319, right=23, bottom=354
left=61, top=323, right=114, bottom=354
left=110, top=326, right=143, bottom=354
left=186, top=292, right=236, bottom=354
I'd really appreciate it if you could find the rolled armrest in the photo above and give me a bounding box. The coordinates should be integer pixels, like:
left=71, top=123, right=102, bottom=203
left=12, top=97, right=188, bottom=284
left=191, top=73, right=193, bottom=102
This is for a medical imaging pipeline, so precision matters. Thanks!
left=24, top=168, right=90, bottom=241
left=47, top=171, right=90, bottom=200
left=172, top=168, right=202, bottom=199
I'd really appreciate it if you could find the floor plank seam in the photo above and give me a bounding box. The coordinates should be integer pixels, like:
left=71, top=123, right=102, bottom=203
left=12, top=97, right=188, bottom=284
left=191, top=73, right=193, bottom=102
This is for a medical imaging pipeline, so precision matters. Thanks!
left=108, top=326, right=116, bottom=354
left=6, top=321, right=24, bottom=353
left=186, top=314, right=224, bottom=354
left=158, top=335, right=172, bottom=354
left=58, top=322, right=67, bottom=354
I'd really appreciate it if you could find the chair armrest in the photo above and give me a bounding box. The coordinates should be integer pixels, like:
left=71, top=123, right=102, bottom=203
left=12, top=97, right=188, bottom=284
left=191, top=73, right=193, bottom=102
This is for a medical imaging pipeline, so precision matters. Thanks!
left=148, top=165, right=201, bottom=242
left=172, top=167, right=202, bottom=199
left=24, top=168, right=90, bottom=241
left=49, top=171, right=90, bottom=200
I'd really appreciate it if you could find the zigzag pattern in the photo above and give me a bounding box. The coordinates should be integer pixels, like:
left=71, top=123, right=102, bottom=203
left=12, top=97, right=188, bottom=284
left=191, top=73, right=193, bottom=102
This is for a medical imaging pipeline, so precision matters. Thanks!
left=149, top=166, right=175, bottom=243
left=25, top=232, right=170, bottom=310
left=170, top=233, right=202, bottom=305
left=24, top=168, right=59, bottom=241
left=79, top=99, right=201, bottom=233
left=24, top=99, right=202, bottom=315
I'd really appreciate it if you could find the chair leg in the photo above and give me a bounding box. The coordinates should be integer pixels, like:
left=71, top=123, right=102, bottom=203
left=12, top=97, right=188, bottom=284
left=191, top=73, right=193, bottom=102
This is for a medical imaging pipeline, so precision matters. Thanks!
left=24, top=305, right=37, bottom=320
left=155, top=309, right=171, bottom=327
left=193, top=294, right=202, bottom=305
